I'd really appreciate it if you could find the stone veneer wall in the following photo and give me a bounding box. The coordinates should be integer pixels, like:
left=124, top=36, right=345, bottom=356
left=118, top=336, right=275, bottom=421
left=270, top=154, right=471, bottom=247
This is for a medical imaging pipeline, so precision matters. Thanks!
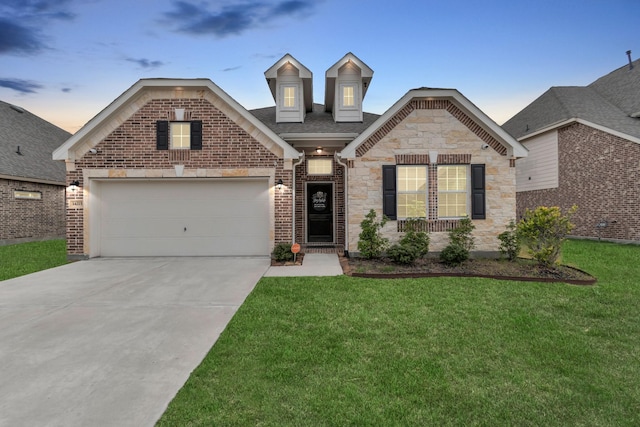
left=517, top=123, right=640, bottom=241
left=0, top=178, right=65, bottom=243
left=66, top=94, right=292, bottom=256
left=347, top=105, right=516, bottom=253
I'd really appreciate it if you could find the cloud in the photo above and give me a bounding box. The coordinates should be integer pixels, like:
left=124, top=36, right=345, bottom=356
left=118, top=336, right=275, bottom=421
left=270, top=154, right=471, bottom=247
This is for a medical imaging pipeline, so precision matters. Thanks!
left=0, top=78, right=44, bottom=94
left=164, top=0, right=316, bottom=37
left=62, top=87, right=72, bottom=93
left=0, top=0, right=75, bottom=55
left=222, top=66, right=242, bottom=72
left=126, top=57, right=166, bottom=69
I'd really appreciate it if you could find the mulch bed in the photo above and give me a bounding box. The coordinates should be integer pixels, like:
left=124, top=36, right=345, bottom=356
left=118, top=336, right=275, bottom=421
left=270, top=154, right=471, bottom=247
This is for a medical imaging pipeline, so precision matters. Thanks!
left=341, top=256, right=596, bottom=285
left=270, top=253, right=304, bottom=266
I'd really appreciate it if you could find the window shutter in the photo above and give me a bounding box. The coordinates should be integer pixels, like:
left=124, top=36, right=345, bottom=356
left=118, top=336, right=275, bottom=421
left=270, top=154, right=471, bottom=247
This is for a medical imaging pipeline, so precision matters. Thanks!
left=471, top=164, right=486, bottom=219
left=190, top=120, right=203, bottom=150
left=156, top=120, right=169, bottom=150
left=382, top=165, right=397, bottom=220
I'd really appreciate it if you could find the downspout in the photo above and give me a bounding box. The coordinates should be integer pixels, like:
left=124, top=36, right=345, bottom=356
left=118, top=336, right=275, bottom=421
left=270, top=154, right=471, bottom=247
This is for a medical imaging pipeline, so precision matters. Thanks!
left=335, top=152, right=349, bottom=255
left=292, top=152, right=305, bottom=245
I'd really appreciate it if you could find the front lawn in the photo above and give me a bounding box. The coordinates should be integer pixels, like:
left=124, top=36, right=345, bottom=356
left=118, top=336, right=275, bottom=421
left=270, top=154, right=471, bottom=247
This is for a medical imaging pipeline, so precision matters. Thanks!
left=0, top=239, right=67, bottom=281
left=158, top=239, right=640, bottom=426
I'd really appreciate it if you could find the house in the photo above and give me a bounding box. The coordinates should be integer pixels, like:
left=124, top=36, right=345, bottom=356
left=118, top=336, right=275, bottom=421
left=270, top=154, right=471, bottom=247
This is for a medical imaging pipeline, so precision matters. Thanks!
left=53, top=53, right=527, bottom=259
left=0, top=101, right=70, bottom=245
left=503, top=54, right=640, bottom=242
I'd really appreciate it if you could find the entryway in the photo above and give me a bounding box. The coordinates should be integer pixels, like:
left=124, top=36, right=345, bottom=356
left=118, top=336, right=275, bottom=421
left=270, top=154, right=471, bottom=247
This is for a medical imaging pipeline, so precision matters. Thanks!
left=307, top=182, right=333, bottom=243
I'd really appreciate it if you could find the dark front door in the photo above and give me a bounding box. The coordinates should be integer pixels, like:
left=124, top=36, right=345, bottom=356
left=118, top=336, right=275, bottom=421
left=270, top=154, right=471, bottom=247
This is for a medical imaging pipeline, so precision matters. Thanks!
left=307, top=183, right=333, bottom=243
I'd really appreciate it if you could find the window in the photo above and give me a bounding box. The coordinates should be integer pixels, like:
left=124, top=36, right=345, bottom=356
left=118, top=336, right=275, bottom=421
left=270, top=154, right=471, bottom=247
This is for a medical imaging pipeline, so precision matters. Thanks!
left=397, top=166, right=427, bottom=218
left=342, top=85, right=355, bottom=107
left=283, top=86, right=296, bottom=108
left=170, top=122, right=190, bottom=149
left=437, top=165, right=468, bottom=218
left=14, top=190, right=42, bottom=200
left=308, top=158, right=333, bottom=175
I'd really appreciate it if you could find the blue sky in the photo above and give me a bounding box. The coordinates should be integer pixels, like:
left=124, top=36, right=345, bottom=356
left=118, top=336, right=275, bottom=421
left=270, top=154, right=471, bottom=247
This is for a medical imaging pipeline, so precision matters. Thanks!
left=1, top=0, right=638, bottom=133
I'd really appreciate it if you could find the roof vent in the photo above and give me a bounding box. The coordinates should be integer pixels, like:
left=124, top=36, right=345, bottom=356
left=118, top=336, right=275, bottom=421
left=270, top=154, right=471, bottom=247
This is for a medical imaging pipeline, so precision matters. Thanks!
left=626, top=50, right=633, bottom=70
left=10, top=104, right=25, bottom=113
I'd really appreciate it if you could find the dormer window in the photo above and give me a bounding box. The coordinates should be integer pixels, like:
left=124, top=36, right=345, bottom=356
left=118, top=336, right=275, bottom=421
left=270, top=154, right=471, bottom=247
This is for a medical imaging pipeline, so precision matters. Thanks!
left=341, top=84, right=356, bottom=108
left=283, top=86, right=297, bottom=109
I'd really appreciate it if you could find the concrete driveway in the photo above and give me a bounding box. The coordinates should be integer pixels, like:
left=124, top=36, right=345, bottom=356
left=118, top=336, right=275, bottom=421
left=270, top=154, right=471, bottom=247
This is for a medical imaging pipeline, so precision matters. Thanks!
left=0, top=257, right=269, bottom=426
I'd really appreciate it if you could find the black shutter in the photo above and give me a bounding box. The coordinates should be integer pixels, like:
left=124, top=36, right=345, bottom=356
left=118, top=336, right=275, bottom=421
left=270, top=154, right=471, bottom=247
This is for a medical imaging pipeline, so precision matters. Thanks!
left=382, top=165, right=397, bottom=220
left=471, top=164, right=485, bottom=219
left=190, top=120, right=202, bottom=150
left=156, top=120, right=169, bottom=150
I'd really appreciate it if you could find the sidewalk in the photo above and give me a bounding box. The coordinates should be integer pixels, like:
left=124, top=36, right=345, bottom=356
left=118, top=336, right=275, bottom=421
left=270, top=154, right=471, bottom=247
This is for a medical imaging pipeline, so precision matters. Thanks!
left=263, top=253, right=344, bottom=277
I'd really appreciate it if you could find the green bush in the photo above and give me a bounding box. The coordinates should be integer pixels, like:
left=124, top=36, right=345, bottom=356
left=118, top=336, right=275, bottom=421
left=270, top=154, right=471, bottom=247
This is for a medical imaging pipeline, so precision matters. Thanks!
left=357, top=209, right=389, bottom=259
left=387, top=243, right=420, bottom=265
left=498, top=219, right=520, bottom=261
left=517, top=205, right=577, bottom=268
left=439, top=244, right=469, bottom=266
left=399, top=218, right=430, bottom=257
left=272, top=243, right=294, bottom=262
left=449, top=217, right=475, bottom=252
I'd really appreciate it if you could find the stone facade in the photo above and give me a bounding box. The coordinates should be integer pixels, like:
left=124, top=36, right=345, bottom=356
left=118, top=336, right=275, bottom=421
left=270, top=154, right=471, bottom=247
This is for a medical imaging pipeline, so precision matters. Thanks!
left=347, top=101, right=516, bottom=253
left=0, top=178, right=65, bottom=243
left=65, top=91, right=292, bottom=257
left=517, top=123, right=640, bottom=241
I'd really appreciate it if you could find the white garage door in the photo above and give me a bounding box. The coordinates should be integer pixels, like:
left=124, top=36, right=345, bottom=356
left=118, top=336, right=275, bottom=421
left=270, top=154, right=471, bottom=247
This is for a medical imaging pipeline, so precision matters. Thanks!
left=97, top=179, right=270, bottom=257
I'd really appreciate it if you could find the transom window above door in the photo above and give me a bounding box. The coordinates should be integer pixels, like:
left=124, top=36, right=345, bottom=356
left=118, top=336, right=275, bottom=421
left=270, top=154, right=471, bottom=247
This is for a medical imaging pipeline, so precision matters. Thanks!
left=307, top=158, right=333, bottom=175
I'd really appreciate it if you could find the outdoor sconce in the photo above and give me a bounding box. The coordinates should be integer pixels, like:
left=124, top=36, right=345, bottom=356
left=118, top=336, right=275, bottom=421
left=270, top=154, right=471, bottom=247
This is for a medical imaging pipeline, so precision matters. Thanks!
left=69, top=180, right=80, bottom=190
left=276, top=179, right=283, bottom=190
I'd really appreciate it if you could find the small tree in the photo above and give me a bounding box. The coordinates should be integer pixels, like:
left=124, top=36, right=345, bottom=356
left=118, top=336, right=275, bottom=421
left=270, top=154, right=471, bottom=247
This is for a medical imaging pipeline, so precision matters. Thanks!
left=357, top=209, right=389, bottom=259
left=498, top=219, right=521, bottom=261
left=517, top=205, right=577, bottom=268
left=440, top=217, right=475, bottom=266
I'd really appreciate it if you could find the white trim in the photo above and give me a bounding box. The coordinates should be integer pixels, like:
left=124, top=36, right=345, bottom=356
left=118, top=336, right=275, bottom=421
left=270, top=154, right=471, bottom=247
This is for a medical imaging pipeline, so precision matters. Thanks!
left=517, top=117, right=640, bottom=145
left=0, top=173, right=65, bottom=186
left=338, top=88, right=528, bottom=159
left=53, top=79, right=301, bottom=161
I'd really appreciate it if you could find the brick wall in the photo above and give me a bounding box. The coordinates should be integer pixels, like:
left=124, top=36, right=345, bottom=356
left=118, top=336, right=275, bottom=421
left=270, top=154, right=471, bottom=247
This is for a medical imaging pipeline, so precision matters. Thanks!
left=0, top=178, right=65, bottom=243
left=517, top=123, right=640, bottom=241
left=67, top=96, right=291, bottom=256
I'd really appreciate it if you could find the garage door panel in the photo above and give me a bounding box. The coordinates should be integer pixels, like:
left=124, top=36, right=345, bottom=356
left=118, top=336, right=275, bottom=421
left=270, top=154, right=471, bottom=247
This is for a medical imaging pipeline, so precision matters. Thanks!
left=97, top=180, right=270, bottom=256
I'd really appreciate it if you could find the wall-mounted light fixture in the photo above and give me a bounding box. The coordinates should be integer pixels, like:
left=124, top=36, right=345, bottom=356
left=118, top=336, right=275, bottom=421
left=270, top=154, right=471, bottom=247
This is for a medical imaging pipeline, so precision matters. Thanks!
left=316, top=147, right=323, bottom=154
left=276, top=179, right=283, bottom=190
left=68, top=180, right=80, bottom=191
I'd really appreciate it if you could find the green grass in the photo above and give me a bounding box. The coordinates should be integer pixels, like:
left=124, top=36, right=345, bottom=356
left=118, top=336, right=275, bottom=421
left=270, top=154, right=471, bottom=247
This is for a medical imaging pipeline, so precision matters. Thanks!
left=0, top=239, right=68, bottom=281
left=158, top=239, right=640, bottom=426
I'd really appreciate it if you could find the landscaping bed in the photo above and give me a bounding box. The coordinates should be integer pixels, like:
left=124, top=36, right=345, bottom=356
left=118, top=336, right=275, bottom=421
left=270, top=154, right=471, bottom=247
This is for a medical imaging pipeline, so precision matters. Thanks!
left=342, top=256, right=596, bottom=285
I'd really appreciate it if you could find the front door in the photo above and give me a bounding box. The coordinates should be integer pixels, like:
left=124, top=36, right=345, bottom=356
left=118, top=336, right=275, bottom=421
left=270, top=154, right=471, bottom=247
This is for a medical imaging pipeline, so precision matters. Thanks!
left=307, top=183, right=333, bottom=243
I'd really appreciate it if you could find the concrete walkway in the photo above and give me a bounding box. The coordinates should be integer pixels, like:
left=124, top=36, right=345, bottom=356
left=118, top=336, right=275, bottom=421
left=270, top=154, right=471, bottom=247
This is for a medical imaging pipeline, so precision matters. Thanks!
left=263, top=253, right=344, bottom=277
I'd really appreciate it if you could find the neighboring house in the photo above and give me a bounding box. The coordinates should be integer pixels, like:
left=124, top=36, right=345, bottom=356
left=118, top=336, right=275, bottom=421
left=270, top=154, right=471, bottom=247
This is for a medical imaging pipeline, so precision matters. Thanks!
left=53, top=53, right=526, bottom=259
left=503, top=55, right=640, bottom=242
left=0, top=101, right=70, bottom=245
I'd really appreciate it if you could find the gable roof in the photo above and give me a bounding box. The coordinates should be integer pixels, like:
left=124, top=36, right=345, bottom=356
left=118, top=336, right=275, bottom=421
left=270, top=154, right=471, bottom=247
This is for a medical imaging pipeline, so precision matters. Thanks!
left=503, top=58, right=640, bottom=142
left=53, top=79, right=300, bottom=161
left=340, top=88, right=527, bottom=159
left=324, top=52, right=373, bottom=112
left=0, top=100, right=69, bottom=184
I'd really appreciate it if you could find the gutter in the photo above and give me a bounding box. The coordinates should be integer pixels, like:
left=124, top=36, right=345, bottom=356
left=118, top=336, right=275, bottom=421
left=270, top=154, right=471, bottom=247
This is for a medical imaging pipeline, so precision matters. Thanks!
left=335, top=152, right=350, bottom=255
left=291, top=152, right=305, bottom=245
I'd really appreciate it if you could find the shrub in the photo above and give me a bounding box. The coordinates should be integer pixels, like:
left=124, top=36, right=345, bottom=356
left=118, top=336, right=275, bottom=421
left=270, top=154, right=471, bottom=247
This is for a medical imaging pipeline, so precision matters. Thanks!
left=272, top=243, right=294, bottom=262
left=399, top=218, right=430, bottom=257
left=498, top=219, right=520, bottom=261
left=449, top=217, right=475, bottom=252
left=357, top=209, right=389, bottom=259
left=387, top=243, right=420, bottom=265
left=439, top=244, right=469, bottom=266
left=517, top=205, right=577, bottom=268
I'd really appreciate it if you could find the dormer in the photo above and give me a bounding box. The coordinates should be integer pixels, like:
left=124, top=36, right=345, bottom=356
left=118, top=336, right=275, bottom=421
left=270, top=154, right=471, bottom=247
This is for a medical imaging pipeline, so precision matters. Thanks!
left=264, top=54, right=313, bottom=123
left=325, top=53, right=373, bottom=122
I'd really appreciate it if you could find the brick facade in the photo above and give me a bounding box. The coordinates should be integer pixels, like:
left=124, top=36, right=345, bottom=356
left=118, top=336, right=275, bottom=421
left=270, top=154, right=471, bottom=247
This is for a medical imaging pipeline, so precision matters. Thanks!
left=66, top=94, right=292, bottom=257
left=0, top=178, right=65, bottom=243
left=517, top=123, right=640, bottom=241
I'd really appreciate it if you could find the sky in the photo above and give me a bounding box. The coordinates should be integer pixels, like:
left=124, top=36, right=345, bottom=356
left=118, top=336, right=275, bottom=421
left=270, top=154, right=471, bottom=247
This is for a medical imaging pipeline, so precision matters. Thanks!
left=1, top=0, right=639, bottom=134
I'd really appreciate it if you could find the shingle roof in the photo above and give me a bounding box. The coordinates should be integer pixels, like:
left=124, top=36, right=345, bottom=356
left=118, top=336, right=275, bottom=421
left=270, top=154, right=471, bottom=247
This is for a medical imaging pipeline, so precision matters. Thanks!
left=0, top=100, right=70, bottom=183
left=250, top=103, right=380, bottom=135
left=503, top=59, right=640, bottom=140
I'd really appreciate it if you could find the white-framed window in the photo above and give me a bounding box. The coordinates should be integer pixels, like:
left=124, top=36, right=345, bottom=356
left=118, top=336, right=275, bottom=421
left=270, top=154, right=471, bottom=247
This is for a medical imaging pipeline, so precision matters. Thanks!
left=283, top=86, right=297, bottom=109
left=342, top=84, right=355, bottom=108
left=437, top=165, right=469, bottom=218
left=397, top=166, right=427, bottom=218
left=308, top=158, right=333, bottom=175
left=14, top=190, right=42, bottom=200
left=170, top=122, right=190, bottom=149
